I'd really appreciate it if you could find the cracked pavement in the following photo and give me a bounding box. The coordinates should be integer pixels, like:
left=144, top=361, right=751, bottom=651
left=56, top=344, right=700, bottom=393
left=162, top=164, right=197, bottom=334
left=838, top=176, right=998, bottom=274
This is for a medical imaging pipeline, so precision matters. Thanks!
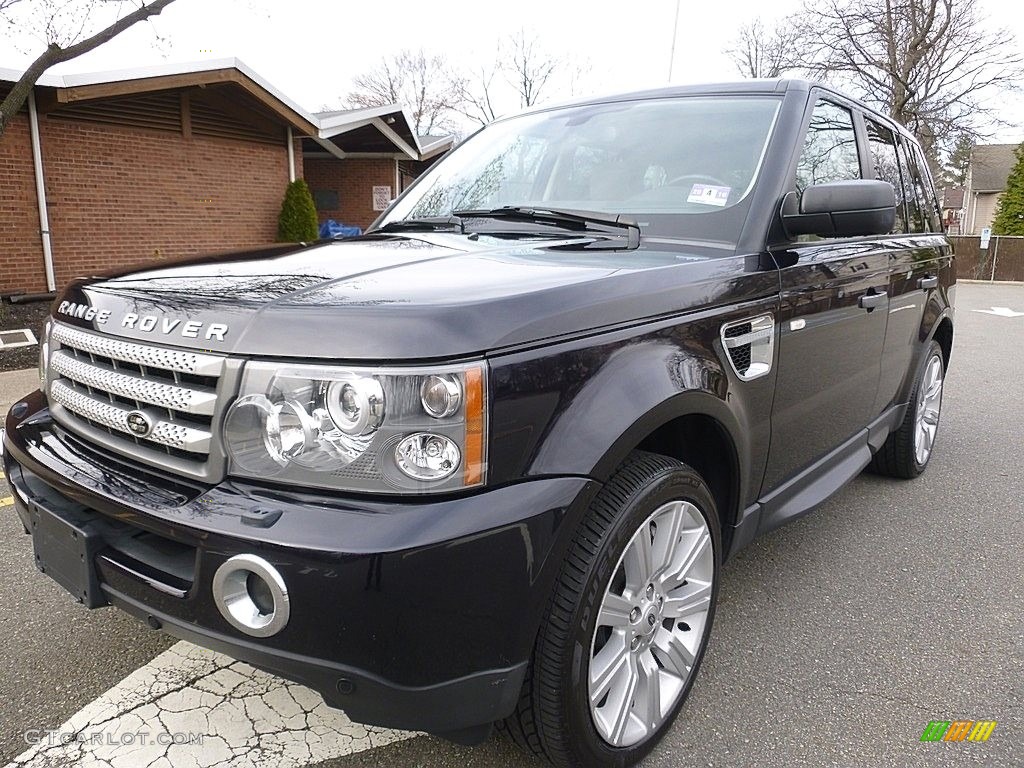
left=8, top=642, right=413, bottom=768
left=1, top=282, right=1022, bottom=767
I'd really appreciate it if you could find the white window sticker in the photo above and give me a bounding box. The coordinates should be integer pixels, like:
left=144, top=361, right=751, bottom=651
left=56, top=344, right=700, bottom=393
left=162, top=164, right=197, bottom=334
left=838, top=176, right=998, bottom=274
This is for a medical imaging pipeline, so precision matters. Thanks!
left=687, top=183, right=731, bottom=207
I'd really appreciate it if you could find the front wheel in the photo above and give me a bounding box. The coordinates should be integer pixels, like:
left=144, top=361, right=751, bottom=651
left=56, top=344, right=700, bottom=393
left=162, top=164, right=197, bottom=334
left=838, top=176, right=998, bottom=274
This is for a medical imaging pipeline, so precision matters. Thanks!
left=501, top=451, right=721, bottom=768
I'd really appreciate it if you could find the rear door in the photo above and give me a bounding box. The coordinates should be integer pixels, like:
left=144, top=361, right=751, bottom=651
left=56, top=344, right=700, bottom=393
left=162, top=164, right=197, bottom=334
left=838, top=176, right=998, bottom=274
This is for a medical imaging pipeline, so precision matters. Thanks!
left=873, top=129, right=952, bottom=411
left=762, top=97, right=890, bottom=492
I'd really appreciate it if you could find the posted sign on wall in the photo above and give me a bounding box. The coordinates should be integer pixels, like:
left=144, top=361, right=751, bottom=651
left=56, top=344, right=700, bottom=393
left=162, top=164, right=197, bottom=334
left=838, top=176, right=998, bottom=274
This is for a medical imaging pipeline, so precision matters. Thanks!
left=980, top=227, right=992, bottom=249
left=372, top=186, right=392, bottom=212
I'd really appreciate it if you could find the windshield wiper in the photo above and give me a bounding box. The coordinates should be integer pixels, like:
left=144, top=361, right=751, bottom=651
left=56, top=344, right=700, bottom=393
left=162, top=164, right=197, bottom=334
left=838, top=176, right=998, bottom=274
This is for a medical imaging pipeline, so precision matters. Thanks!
left=374, top=216, right=464, bottom=233
left=453, top=206, right=641, bottom=249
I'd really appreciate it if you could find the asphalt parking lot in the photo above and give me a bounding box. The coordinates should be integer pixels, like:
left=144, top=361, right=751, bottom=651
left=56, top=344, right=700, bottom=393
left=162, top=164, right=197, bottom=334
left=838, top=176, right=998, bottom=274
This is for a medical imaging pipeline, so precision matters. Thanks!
left=1, top=281, right=1021, bottom=768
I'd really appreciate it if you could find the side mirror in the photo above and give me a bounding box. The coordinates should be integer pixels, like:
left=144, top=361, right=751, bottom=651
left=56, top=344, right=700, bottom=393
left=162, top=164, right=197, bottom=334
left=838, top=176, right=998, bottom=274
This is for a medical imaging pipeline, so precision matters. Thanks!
left=781, top=179, right=896, bottom=238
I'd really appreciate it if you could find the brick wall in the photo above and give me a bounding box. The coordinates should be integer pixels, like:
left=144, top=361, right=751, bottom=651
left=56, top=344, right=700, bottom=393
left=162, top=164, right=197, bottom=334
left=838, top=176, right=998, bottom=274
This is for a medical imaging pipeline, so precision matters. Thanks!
left=1, top=109, right=299, bottom=295
left=304, top=157, right=396, bottom=231
left=38, top=117, right=295, bottom=290
left=0, top=113, right=46, bottom=294
left=291, top=135, right=304, bottom=181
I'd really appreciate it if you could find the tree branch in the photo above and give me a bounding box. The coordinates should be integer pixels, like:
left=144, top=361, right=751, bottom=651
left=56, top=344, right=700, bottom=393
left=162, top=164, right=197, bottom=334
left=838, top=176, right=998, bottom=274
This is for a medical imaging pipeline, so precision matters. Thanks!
left=0, top=0, right=177, bottom=136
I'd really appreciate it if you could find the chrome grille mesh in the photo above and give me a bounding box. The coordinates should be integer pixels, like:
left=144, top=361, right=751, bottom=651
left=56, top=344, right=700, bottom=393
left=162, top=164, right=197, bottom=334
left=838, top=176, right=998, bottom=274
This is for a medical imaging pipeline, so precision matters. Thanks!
left=51, top=324, right=222, bottom=376
left=48, top=323, right=225, bottom=462
left=50, top=351, right=217, bottom=415
left=50, top=381, right=212, bottom=453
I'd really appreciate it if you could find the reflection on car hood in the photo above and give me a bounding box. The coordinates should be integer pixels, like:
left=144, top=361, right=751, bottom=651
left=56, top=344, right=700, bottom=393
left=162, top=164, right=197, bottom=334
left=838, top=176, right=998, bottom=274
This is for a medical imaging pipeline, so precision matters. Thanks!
left=54, top=234, right=764, bottom=360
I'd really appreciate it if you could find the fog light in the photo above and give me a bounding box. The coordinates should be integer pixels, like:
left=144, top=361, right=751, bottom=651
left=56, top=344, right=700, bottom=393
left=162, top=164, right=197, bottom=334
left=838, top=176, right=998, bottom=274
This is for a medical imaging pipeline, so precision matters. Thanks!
left=212, top=554, right=290, bottom=637
left=394, top=433, right=461, bottom=481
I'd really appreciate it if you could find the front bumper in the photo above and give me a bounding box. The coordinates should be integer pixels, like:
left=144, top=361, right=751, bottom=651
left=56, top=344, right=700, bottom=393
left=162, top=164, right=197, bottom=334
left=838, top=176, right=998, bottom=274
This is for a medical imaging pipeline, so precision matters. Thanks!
left=3, top=390, right=598, bottom=736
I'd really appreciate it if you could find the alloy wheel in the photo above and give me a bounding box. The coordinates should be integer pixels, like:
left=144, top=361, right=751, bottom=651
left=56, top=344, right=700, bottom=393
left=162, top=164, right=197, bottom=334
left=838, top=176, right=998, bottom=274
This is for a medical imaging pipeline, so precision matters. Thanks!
left=914, top=354, right=944, bottom=466
left=588, top=500, right=714, bottom=747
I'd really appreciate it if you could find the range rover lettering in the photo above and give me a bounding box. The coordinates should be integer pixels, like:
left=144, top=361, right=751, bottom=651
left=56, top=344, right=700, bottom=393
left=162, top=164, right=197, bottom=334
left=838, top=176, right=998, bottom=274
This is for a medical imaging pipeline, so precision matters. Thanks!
left=3, top=80, right=953, bottom=768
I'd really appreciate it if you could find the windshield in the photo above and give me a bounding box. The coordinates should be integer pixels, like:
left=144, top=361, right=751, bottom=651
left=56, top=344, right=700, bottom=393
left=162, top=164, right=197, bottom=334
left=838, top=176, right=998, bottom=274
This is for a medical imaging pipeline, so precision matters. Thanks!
left=381, top=96, right=781, bottom=243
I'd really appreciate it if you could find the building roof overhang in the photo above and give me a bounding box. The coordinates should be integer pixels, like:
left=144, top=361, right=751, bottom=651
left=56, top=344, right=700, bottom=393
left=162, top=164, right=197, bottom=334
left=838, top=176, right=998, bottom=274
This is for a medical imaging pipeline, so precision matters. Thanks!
left=1, top=59, right=456, bottom=158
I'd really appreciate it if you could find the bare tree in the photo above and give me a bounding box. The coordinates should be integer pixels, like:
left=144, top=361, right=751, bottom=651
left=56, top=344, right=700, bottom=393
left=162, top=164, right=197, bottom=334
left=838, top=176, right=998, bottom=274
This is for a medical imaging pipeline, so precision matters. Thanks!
left=0, top=0, right=177, bottom=138
left=454, top=62, right=501, bottom=127
left=795, top=0, right=1024, bottom=163
left=456, top=31, right=590, bottom=126
left=505, top=29, right=559, bottom=108
left=726, top=18, right=804, bottom=78
left=346, top=49, right=462, bottom=136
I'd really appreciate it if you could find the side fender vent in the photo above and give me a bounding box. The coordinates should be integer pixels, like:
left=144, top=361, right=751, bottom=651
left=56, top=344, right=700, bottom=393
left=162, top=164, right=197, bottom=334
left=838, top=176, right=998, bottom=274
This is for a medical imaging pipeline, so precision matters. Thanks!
left=721, top=314, right=775, bottom=381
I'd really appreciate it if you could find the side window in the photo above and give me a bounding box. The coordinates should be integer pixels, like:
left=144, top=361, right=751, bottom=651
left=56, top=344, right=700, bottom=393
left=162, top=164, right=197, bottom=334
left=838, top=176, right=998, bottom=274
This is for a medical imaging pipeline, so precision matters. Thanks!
left=795, top=100, right=861, bottom=193
left=895, top=138, right=941, bottom=233
left=895, top=139, right=925, bottom=232
left=865, top=119, right=907, bottom=234
left=908, top=144, right=942, bottom=233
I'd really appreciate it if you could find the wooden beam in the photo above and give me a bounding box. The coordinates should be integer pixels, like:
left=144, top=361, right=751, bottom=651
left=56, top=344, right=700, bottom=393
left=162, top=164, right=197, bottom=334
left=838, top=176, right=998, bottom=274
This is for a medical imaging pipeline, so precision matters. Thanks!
left=224, top=72, right=317, bottom=135
left=372, top=117, right=418, bottom=159
left=180, top=91, right=191, bottom=139
left=311, top=136, right=347, bottom=160
left=56, top=70, right=235, bottom=103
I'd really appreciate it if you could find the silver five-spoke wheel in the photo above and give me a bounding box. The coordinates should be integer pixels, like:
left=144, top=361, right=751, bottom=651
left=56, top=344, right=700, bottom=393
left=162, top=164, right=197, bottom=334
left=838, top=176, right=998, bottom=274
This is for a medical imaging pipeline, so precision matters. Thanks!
left=914, top=353, right=943, bottom=466
left=589, top=500, right=714, bottom=747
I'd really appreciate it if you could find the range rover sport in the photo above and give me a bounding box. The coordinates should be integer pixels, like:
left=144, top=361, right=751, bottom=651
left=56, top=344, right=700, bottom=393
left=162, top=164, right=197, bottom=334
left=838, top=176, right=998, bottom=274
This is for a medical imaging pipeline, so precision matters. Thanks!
left=3, top=79, right=954, bottom=767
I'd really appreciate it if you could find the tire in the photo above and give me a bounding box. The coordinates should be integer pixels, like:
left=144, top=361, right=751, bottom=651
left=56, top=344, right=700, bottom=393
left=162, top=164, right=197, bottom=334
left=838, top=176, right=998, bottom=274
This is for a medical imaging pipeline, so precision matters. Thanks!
left=870, top=340, right=945, bottom=479
left=500, top=450, right=721, bottom=768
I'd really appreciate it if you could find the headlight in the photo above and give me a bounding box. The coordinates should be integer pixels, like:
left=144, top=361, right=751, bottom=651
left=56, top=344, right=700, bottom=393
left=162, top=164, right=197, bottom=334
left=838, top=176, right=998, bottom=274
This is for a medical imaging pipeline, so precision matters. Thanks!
left=223, top=361, right=487, bottom=493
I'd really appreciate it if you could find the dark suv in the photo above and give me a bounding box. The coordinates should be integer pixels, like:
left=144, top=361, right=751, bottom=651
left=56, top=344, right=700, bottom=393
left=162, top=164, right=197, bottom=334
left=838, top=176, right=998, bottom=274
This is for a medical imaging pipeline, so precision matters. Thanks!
left=3, top=79, right=953, bottom=767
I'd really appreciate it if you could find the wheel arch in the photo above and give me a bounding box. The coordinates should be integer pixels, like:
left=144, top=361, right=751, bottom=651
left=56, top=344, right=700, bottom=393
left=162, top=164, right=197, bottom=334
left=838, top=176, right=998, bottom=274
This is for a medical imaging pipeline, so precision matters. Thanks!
left=590, top=392, right=746, bottom=557
left=931, top=314, right=954, bottom=368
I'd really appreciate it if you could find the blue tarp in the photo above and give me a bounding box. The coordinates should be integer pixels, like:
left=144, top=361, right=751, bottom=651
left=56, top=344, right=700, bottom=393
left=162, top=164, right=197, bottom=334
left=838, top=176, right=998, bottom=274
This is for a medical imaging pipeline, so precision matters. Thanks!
left=319, top=220, right=362, bottom=239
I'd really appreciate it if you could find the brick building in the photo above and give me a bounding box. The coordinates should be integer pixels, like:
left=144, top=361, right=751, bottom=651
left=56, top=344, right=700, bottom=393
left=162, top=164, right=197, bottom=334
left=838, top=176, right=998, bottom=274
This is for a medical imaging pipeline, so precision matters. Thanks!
left=0, top=59, right=452, bottom=296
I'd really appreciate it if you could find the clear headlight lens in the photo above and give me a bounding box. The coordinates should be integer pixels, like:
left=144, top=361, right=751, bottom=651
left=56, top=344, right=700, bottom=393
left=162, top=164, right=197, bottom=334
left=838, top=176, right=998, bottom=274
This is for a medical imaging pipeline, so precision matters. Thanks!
left=420, top=375, right=461, bottom=418
left=326, top=376, right=385, bottom=436
left=223, top=361, right=487, bottom=494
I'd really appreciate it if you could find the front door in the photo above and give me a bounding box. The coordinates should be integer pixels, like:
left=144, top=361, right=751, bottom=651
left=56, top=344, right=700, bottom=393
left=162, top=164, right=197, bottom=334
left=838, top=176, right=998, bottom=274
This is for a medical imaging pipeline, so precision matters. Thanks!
left=762, top=98, right=890, bottom=492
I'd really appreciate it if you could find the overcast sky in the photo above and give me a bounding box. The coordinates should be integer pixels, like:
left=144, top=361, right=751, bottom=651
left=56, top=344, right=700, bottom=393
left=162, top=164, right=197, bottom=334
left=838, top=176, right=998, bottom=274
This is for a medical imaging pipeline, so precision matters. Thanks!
left=3, top=0, right=1023, bottom=143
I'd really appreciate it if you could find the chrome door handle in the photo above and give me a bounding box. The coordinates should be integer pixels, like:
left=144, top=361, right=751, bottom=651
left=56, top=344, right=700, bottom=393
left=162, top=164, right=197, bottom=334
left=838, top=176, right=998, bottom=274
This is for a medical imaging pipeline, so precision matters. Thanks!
left=858, top=292, right=888, bottom=310
left=919, top=275, right=939, bottom=290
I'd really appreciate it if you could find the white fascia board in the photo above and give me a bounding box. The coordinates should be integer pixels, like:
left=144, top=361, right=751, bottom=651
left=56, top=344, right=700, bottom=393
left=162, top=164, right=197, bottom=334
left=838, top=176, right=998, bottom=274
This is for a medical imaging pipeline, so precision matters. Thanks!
left=2, top=58, right=319, bottom=128
left=0, top=66, right=62, bottom=86
left=418, top=136, right=454, bottom=159
left=318, top=104, right=400, bottom=131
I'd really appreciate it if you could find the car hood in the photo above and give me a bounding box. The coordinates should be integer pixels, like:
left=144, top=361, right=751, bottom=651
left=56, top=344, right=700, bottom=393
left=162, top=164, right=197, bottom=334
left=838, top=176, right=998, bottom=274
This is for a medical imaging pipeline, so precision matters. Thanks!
left=54, top=234, right=767, bottom=360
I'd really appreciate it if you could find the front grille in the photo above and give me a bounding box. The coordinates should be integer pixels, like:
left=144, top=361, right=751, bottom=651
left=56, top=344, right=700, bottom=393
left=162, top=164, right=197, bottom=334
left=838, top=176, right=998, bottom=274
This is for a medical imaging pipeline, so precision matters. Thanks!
left=48, top=323, right=227, bottom=471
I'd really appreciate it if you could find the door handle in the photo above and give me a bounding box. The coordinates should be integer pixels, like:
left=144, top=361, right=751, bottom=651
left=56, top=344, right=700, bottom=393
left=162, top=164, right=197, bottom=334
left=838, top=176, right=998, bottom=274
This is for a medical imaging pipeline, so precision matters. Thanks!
left=858, top=291, right=888, bottom=310
left=919, top=275, right=939, bottom=290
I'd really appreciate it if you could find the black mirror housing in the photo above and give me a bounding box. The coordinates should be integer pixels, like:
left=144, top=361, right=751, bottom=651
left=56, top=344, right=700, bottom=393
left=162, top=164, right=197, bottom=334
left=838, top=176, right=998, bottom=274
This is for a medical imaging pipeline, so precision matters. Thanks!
left=781, top=180, right=896, bottom=238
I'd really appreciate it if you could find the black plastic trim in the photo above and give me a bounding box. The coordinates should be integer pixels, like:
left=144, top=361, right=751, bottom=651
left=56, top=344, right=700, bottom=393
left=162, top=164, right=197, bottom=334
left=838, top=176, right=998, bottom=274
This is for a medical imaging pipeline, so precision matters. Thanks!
left=103, top=587, right=527, bottom=734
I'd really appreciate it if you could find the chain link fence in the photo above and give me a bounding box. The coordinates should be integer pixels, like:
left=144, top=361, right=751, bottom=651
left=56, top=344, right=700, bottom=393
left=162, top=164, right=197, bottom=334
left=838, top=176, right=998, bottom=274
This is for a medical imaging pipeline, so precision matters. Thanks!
left=949, top=236, right=1024, bottom=282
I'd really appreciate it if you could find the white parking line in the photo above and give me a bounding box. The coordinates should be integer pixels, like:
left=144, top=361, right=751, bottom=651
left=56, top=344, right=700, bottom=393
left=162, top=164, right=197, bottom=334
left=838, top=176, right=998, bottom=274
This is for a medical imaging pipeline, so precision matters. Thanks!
left=8, top=641, right=416, bottom=768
